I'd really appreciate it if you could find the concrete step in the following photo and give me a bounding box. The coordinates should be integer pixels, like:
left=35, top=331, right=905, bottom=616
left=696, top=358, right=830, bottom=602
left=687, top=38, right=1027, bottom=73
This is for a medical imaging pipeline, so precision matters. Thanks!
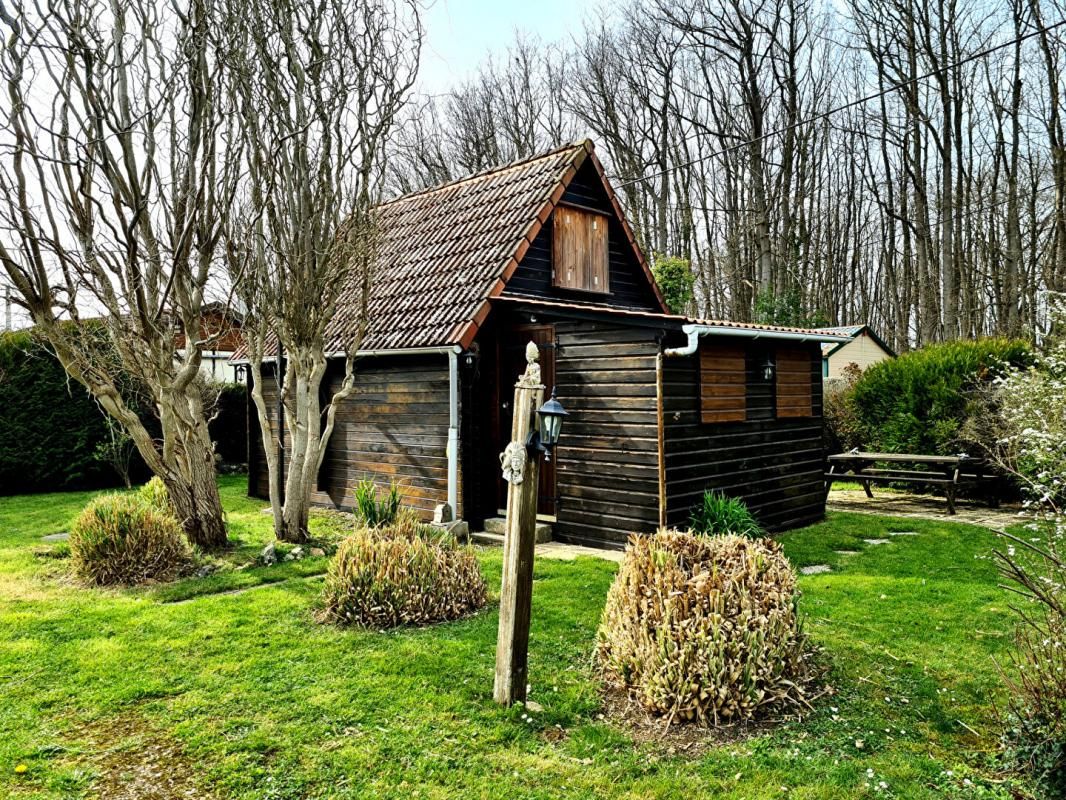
left=482, top=517, right=552, bottom=543
left=470, top=531, right=505, bottom=547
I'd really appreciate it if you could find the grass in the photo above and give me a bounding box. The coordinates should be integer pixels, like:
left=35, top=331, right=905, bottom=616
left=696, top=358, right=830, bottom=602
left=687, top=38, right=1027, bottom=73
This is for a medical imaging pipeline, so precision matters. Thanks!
left=0, top=476, right=1031, bottom=799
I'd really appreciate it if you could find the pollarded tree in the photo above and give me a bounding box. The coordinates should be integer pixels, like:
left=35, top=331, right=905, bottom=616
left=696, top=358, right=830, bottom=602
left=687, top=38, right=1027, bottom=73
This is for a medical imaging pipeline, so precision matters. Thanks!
left=0, top=0, right=239, bottom=548
left=224, top=0, right=422, bottom=542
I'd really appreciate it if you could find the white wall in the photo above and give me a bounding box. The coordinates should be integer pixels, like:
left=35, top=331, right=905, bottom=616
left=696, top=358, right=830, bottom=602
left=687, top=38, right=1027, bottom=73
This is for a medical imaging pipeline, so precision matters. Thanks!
left=824, top=332, right=892, bottom=379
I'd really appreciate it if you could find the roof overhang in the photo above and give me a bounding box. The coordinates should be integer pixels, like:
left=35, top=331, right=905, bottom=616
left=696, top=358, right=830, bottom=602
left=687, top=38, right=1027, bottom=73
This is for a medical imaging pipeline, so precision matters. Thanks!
left=229, top=343, right=462, bottom=367
left=664, top=322, right=853, bottom=357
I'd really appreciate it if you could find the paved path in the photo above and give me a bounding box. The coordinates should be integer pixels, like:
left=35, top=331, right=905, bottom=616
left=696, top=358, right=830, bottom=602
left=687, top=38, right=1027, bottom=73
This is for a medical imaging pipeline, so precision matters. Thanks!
left=827, top=489, right=1022, bottom=532
left=479, top=491, right=1023, bottom=564
left=471, top=532, right=624, bottom=563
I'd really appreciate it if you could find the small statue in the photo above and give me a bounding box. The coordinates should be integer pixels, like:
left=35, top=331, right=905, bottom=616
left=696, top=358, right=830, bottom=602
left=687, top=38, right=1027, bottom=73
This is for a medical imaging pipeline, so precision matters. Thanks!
left=518, top=340, right=541, bottom=388
left=500, top=440, right=527, bottom=485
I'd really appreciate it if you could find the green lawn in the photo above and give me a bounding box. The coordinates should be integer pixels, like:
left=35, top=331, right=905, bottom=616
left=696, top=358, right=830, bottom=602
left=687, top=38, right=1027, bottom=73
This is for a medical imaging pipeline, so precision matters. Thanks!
left=0, top=477, right=1028, bottom=798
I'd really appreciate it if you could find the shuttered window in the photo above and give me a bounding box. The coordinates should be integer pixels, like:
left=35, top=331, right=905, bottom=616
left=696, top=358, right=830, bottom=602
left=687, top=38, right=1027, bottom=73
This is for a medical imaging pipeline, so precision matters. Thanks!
left=552, top=206, right=609, bottom=293
left=775, top=347, right=813, bottom=417
left=700, top=342, right=747, bottom=423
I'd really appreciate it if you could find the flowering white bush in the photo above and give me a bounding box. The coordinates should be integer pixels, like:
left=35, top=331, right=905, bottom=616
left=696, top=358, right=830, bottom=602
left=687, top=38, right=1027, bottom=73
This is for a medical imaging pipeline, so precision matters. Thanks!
left=973, top=302, right=1066, bottom=799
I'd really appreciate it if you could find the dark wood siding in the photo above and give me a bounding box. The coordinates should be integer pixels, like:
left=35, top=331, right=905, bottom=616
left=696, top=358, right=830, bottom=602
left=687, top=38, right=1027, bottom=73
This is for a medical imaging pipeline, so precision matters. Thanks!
left=699, top=342, right=747, bottom=423
left=501, top=160, right=661, bottom=310
left=247, top=354, right=454, bottom=519
left=550, top=320, right=662, bottom=548
left=663, top=338, right=825, bottom=532
left=776, top=346, right=814, bottom=418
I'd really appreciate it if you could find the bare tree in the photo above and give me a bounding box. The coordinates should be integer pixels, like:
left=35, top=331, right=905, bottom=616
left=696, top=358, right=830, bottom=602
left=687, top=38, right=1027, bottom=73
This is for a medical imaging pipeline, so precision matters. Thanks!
left=0, top=0, right=239, bottom=548
left=225, top=0, right=421, bottom=542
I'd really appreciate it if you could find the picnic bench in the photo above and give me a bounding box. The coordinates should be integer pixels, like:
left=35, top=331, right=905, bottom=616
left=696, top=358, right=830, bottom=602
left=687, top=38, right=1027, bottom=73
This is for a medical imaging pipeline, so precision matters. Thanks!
left=824, top=451, right=999, bottom=514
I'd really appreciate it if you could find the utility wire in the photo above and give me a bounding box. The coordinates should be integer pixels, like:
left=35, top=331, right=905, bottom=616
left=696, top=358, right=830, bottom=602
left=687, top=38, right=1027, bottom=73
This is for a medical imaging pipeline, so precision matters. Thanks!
left=613, top=18, right=1066, bottom=190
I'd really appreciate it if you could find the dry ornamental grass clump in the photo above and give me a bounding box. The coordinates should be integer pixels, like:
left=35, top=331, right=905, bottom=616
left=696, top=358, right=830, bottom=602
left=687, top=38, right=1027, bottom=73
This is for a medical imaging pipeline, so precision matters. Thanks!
left=596, top=530, right=817, bottom=725
left=69, top=494, right=193, bottom=586
left=320, top=514, right=487, bottom=629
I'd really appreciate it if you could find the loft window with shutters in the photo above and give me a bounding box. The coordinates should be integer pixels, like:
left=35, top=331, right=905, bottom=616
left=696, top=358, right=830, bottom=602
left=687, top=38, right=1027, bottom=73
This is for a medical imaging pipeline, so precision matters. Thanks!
left=553, top=206, right=610, bottom=293
left=775, top=346, right=813, bottom=417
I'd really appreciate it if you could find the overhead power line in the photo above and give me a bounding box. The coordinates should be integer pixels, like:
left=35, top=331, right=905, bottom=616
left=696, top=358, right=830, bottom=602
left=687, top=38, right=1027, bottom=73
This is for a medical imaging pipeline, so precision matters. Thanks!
left=613, top=18, right=1066, bottom=190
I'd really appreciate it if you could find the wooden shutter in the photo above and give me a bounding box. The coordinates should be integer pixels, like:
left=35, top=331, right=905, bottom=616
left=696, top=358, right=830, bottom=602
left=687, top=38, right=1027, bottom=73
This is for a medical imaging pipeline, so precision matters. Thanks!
left=700, top=342, right=747, bottom=423
left=775, top=346, right=813, bottom=418
left=552, top=206, right=609, bottom=293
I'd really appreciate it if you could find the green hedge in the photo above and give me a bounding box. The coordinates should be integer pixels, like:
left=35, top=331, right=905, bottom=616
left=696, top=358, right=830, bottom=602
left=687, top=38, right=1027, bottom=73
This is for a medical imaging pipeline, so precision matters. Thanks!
left=849, top=337, right=1033, bottom=455
left=1, top=329, right=247, bottom=494
left=0, top=329, right=132, bottom=493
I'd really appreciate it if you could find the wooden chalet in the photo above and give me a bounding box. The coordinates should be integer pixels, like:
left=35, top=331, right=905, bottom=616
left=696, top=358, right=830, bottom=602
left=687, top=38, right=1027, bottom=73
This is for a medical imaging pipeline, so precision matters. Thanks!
left=243, top=140, right=850, bottom=549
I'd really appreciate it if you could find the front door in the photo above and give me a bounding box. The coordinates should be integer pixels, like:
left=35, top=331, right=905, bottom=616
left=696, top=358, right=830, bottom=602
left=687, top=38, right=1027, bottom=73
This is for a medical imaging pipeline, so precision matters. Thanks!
left=498, top=325, right=556, bottom=516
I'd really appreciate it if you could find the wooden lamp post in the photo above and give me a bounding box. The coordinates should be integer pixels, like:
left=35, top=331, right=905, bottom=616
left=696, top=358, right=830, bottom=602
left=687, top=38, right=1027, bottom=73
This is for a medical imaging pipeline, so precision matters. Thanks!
left=494, top=341, right=566, bottom=706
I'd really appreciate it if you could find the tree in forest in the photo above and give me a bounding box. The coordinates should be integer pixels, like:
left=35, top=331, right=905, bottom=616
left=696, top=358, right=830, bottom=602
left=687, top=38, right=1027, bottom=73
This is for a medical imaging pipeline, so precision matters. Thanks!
left=224, top=0, right=421, bottom=543
left=0, top=0, right=238, bottom=548
left=387, top=1, right=1066, bottom=348
left=652, top=255, right=696, bottom=314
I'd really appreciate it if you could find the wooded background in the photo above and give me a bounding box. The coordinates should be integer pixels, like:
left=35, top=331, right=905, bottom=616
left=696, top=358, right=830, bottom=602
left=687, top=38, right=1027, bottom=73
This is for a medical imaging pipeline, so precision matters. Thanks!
left=387, top=0, right=1066, bottom=350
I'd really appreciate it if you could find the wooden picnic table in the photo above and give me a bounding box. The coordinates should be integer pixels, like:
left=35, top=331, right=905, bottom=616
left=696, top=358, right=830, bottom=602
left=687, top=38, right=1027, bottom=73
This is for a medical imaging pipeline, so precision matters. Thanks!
left=824, top=451, right=997, bottom=515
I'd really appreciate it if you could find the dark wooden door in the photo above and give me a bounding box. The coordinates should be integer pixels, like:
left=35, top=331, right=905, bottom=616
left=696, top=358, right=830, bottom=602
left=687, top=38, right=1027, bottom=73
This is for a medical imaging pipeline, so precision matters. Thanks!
left=498, top=325, right=556, bottom=516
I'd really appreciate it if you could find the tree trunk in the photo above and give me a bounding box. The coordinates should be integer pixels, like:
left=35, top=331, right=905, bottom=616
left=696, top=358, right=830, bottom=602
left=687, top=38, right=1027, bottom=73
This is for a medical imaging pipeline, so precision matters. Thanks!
left=165, top=461, right=228, bottom=550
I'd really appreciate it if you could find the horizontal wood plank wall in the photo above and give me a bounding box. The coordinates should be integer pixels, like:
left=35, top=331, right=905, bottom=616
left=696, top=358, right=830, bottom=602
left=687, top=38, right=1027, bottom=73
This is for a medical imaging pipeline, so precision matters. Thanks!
left=664, top=339, right=825, bottom=532
left=776, top=346, right=814, bottom=418
left=700, top=342, right=747, bottom=423
left=247, top=355, right=453, bottom=519
left=552, top=320, right=662, bottom=548
left=501, top=159, right=661, bottom=310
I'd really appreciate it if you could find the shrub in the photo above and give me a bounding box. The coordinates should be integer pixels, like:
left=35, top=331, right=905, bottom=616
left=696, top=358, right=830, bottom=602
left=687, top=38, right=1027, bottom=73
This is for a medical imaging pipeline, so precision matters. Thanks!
left=0, top=328, right=150, bottom=493
left=137, top=476, right=172, bottom=516
left=999, top=588, right=1066, bottom=800
left=319, top=518, right=486, bottom=628
left=69, top=494, right=192, bottom=585
left=823, top=362, right=865, bottom=453
left=690, top=491, right=763, bottom=538
left=596, top=531, right=814, bottom=725
left=353, top=478, right=402, bottom=527
left=850, top=338, right=1032, bottom=455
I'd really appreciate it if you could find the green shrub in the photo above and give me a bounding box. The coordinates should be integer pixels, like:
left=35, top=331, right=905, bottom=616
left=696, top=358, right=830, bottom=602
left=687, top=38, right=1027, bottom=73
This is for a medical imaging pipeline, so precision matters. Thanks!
left=596, top=531, right=815, bottom=725
left=353, top=479, right=402, bottom=527
left=823, top=363, right=865, bottom=453
left=690, top=491, right=763, bottom=538
left=0, top=328, right=149, bottom=493
left=69, top=494, right=192, bottom=585
left=320, top=517, right=487, bottom=629
left=137, top=476, right=172, bottom=516
left=850, top=338, right=1032, bottom=455
left=998, top=548, right=1066, bottom=800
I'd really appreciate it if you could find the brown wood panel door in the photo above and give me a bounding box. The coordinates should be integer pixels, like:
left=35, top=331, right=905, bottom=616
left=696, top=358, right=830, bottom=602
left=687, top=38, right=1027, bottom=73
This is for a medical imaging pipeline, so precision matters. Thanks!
left=498, top=325, right=556, bottom=516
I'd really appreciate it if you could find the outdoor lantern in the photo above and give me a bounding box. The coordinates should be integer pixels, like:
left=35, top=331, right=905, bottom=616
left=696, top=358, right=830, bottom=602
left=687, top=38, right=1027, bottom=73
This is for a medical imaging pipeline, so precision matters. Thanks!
left=528, top=387, right=568, bottom=460
left=762, top=355, right=776, bottom=382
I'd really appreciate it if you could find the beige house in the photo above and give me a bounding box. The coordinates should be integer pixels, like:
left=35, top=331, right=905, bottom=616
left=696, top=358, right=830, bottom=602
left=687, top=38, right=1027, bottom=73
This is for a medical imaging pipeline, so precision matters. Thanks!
left=821, top=325, right=895, bottom=380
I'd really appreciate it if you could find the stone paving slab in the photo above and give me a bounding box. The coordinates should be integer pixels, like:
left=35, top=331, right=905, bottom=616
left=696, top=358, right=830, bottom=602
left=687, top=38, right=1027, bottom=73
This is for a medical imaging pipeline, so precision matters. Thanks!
left=827, top=489, right=1022, bottom=532
left=472, top=532, right=624, bottom=563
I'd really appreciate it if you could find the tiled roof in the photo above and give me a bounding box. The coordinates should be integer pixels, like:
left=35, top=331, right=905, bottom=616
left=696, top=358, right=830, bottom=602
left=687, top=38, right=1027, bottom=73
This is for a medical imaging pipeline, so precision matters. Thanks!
left=687, top=317, right=853, bottom=339
left=325, top=141, right=593, bottom=352
left=821, top=324, right=866, bottom=337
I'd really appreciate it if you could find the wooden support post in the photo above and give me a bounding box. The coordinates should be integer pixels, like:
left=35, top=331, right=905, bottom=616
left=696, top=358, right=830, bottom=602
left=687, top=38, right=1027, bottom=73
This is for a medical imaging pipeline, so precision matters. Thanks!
left=494, top=341, right=544, bottom=706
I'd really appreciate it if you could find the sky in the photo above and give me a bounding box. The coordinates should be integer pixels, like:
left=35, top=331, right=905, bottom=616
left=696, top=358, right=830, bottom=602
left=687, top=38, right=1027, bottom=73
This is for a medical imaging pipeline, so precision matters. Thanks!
left=417, top=0, right=603, bottom=95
